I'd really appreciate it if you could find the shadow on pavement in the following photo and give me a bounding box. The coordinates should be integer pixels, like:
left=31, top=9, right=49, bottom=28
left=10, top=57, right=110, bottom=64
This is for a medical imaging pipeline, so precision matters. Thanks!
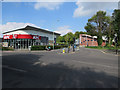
left=2, top=54, right=118, bottom=88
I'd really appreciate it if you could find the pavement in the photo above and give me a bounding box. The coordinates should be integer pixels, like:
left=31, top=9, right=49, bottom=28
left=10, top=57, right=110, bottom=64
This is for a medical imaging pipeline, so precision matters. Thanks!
left=2, top=47, right=119, bottom=88
left=101, top=49, right=120, bottom=56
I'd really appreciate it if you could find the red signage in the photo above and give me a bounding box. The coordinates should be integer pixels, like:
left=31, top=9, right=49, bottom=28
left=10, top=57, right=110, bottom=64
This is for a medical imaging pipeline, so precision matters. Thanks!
left=3, top=35, right=13, bottom=39
left=3, top=34, right=41, bottom=40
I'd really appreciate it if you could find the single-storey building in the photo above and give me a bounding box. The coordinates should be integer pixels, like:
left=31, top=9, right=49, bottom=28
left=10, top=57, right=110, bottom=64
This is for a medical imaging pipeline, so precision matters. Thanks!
left=2, top=25, right=60, bottom=49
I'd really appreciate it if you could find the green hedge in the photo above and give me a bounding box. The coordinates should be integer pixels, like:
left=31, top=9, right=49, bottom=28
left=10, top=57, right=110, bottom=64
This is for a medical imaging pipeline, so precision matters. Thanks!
left=85, top=46, right=118, bottom=50
left=31, top=45, right=68, bottom=50
left=2, top=47, right=14, bottom=51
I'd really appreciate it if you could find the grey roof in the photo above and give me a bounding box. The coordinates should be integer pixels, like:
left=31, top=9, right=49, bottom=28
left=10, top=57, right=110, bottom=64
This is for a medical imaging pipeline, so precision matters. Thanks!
left=3, top=25, right=61, bottom=35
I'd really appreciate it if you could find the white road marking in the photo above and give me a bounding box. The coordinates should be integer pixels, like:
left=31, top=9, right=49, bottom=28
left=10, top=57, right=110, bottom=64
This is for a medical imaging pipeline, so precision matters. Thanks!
left=100, top=50, right=119, bottom=56
left=71, top=60, right=118, bottom=69
left=33, top=61, right=47, bottom=66
left=33, top=62, right=41, bottom=65
left=2, top=65, right=27, bottom=72
left=41, top=63, right=47, bottom=66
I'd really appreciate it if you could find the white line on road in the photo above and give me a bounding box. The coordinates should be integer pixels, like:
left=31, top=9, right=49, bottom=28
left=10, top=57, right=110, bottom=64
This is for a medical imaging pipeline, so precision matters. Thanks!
left=2, top=65, right=27, bottom=72
left=71, top=60, right=118, bottom=69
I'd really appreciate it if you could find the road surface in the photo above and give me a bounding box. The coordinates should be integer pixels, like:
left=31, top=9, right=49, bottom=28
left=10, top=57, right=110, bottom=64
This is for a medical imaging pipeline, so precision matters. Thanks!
left=2, top=47, right=119, bottom=88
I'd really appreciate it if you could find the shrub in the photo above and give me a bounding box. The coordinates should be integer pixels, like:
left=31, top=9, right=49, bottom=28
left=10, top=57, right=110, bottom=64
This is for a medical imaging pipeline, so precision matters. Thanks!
left=2, top=47, right=14, bottom=51
left=31, top=45, right=46, bottom=50
left=31, top=45, right=68, bottom=50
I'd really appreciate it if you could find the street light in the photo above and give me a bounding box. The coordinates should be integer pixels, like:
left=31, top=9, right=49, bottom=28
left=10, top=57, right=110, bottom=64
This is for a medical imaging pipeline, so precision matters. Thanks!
left=53, top=20, right=60, bottom=50
left=53, top=31, right=54, bottom=50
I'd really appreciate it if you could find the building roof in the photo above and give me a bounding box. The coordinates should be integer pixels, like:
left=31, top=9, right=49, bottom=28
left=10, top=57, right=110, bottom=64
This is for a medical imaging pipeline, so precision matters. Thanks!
left=80, top=34, right=107, bottom=41
left=2, top=25, right=61, bottom=35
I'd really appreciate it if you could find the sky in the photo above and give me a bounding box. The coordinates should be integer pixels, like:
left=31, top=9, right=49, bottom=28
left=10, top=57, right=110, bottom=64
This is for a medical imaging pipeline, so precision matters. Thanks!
left=0, top=1, right=118, bottom=37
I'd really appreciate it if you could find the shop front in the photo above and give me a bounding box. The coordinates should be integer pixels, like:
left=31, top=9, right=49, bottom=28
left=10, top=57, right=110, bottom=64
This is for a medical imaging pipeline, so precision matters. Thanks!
left=3, top=34, right=42, bottom=49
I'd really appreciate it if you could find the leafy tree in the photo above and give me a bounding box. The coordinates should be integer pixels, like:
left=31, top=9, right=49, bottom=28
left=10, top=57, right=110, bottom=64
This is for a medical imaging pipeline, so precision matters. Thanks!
left=85, top=11, right=110, bottom=46
left=79, top=31, right=87, bottom=34
left=56, top=36, right=65, bottom=43
left=74, top=31, right=80, bottom=39
left=74, top=31, right=87, bottom=39
left=112, top=9, right=120, bottom=46
left=104, top=16, right=115, bottom=45
left=65, top=32, right=74, bottom=44
left=84, top=23, right=97, bottom=36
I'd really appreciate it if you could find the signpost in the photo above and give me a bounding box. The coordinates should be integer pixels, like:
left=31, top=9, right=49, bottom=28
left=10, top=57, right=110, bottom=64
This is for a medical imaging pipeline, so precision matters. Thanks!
left=2, top=42, right=8, bottom=47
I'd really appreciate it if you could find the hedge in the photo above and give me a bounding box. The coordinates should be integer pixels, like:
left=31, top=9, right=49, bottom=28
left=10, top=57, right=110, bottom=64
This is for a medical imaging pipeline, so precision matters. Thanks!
left=31, top=45, right=68, bottom=50
left=2, top=47, right=14, bottom=51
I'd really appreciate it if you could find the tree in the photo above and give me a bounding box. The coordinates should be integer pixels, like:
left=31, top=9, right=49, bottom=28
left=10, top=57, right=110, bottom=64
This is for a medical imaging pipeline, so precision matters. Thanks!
left=65, top=32, right=74, bottom=45
left=74, top=31, right=80, bottom=39
left=112, top=9, right=120, bottom=46
left=85, top=11, right=110, bottom=46
left=56, top=36, right=65, bottom=43
left=84, top=23, right=97, bottom=36
left=74, top=31, right=87, bottom=39
left=79, top=31, right=87, bottom=34
left=103, top=16, right=115, bottom=46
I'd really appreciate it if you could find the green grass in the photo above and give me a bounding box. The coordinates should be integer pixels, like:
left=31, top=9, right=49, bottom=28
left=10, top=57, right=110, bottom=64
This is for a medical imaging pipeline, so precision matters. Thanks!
left=85, top=46, right=120, bottom=50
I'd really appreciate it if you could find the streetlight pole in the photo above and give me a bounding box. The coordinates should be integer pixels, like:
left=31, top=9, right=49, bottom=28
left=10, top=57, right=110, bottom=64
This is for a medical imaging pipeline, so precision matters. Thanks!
left=53, top=20, right=60, bottom=50
left=53, top=31, right=54, bottom=50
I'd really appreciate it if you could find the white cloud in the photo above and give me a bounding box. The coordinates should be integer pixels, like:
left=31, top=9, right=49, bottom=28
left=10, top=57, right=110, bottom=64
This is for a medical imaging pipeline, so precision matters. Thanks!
left=73, top=1, right=118, bottom=17
left=34, top=2, right=63, bottom=10
left=0, top=22, right=37, bottom=37
left=54, top=26, right=74, bottom=36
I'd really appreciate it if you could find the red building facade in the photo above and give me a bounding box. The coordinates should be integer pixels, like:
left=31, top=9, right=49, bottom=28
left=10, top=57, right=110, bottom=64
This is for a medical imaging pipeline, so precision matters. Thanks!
left=79, top=34, right=106, bottom=46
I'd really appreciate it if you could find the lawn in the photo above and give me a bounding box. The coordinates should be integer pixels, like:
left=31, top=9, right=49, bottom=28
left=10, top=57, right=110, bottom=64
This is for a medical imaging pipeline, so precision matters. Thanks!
left=85, top=46, right=120, bottom=50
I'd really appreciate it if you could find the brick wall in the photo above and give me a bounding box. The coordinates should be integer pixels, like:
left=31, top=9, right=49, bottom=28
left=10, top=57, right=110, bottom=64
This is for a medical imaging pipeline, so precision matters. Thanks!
left=79, top=34, right=106, bottom=46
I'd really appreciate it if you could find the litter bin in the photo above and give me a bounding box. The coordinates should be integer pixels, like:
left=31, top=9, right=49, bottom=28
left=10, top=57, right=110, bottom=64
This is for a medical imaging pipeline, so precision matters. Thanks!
left=29, top=46, right=31, bottom=51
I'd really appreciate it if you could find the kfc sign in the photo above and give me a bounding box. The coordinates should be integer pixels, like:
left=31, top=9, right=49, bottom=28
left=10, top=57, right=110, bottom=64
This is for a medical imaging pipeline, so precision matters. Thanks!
left=3, top=34, right=41, bottom=40
left=13, top=34, right=18, bottom=39
left=33, top=35, right=41, bottom=40
left=33, top=35, right=39, bottom=39
left=3, top=35, right=13, bottom=39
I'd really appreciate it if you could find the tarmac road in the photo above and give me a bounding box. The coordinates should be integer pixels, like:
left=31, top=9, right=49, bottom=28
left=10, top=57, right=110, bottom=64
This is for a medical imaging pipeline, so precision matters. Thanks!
left=2, top=47, right=119, bottom=88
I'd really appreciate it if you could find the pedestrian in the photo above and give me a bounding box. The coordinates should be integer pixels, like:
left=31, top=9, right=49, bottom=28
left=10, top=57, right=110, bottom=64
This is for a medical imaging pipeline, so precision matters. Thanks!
left=48, top=46, right=51, bottom=51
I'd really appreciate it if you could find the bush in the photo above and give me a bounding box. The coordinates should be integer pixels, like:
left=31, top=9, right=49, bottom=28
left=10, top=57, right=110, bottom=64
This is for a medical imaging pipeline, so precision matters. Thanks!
left=31, top=45, right=46, bottom=50
left=31, top=45, right=68, bottom=51
left=2, top=47, right=14, bottom=51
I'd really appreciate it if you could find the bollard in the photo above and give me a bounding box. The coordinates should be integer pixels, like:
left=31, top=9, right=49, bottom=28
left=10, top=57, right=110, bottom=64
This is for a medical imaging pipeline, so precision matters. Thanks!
left=63, top=48, right=65, bottom=53
left=29, top=46, right=31, bottom=51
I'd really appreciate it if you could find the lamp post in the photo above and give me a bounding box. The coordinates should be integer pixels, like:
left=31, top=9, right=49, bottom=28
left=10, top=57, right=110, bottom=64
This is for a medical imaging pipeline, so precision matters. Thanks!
left=53, top=20, right=60, bottom=50
left=53, top=31, right=54, bottom=50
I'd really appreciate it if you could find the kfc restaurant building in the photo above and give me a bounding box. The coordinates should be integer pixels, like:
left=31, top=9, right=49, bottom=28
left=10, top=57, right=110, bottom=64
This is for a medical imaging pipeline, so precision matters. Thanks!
left=3, top=25, right=60, bottom=49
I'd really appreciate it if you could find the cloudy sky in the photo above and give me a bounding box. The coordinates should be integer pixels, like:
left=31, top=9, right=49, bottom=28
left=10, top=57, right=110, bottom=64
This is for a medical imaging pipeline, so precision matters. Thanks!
left=0, top=1, right=118, bottom=37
